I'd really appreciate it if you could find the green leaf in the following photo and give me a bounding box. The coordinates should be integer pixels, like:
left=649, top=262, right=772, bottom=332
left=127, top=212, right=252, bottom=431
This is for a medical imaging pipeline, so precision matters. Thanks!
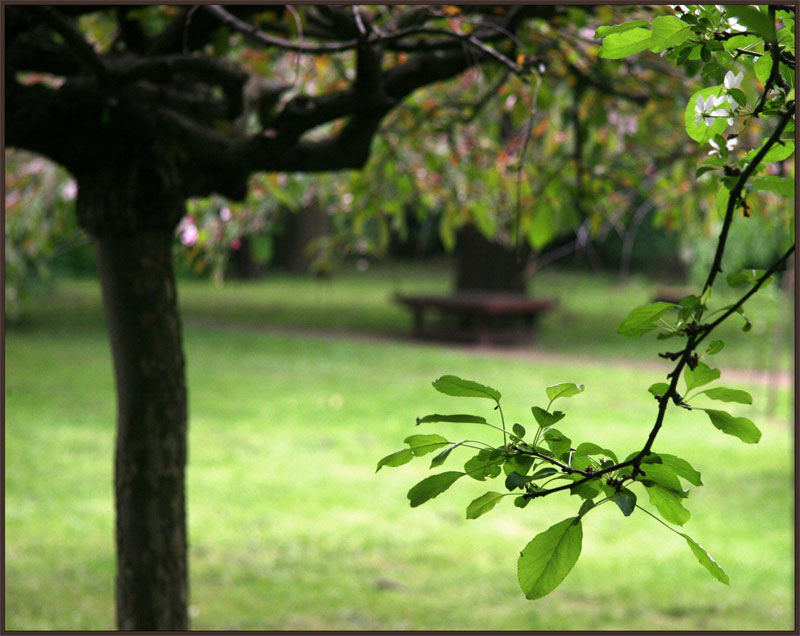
left=543, top=429, right=571, bottom=458
left=416, top=413, right=488, bottom=425
left=464, top=450, right=504, bottom=481
left=518, top=517, right=583, bottom=600
left=466, top=491, right=505, bottom=519
left=744, top=139, right=794, bottom=164
left=617, top=302, right=676, bottom=337
left=530, top=467, right=559, bottom=480
left=723, top=33, right=762, bottom=52
left=575, top=442, right=618, bottom=464
left=613, top=488, right=637, bottom=516
left=725, top=5, right=776, bottom=43
left=680, top=533, right=730, bottom=584
left=514, top=495, right=531, bottom=508
left=750, top=176, right=794, bottom=196
left=504, top=454, right=534, bottom=476
left=432, top=375, right=501, bottom=401
left=639, top=463, right=685, bottom=494
left=531, top=407, right=565, bottom=428
left=512, top=423, right=526, bottom=439
left=404, top=434, right=450, bottom=456
left=598, top=27, right=652, bottom=59
left=595, top=19, right=649, bottom=39
left=684, top=361, right=720, bottom=392
left=376, top=448, right=414, bottom=472
left=649, top=15, right=691, bottom=52
left=645, top=484, right=691, bottom=525
left=684, top=86, right=729, bottom=144
left=648, top=382, right=670, bottom=398
left=430, top=442, right=463, bottom=468
left=754, top=53, right=772, bottom=85
left=505, top=471, right=528, bottom=491
left=407, top=471, right=464, bottom=507
left=701, top=409, right=761, bottom=443
left=570, top=480, right=601, bottom=500
left=700, top=387, right=753, bottom=405
left=727, top=88, right=747, bottom=108
left=655, top=453, right=703, bottom=487
left=578, top=499, right=595, bottom=517
left=706, top=340, right=725, bottom=355
left=546, top=382, right=584, bottom=402
left=726, top=266, right=766, bottom=288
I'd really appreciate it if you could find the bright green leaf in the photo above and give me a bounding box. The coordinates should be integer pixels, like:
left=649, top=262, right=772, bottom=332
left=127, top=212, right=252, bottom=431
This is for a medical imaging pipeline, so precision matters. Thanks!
left=546, top=382, right=584, bottom=402
left=575, top=442, right=618, bottom=463
left=649, top=15, right=691, bottom=52
left=754, top=53, right=772, bottom=85
left=645, top=484, right=691, bottom=525
left=466, top=491, right=505, bottom=519
left=617, top=302, right=676, bottom=337
left=680, top=533, right=730, bottom=584
left=404, top=434, right=450, bottom=456
left=464, top=450, right=504, bottom=481
left=598, top=27, right=652, bottom=59
left=702, top=409, right=761, bottom=443
left=431, top=375, right=501, bottom=401
left=648, top=382, right=670, bottom=397
left=376, top=448, right=413, bottom=472
left=706, top=340, right=725, bottom=355
left=700, top=387, right=753, bottom=405
left=684, top=361, right=721, bottom=392
left=639, top=462, right=685, bottom=494
left=407, top=471, right=464, bottom=507
left=543, top=429, right=571, bottom=458
left=656, top=453, right=703, bottom=487
left=595, top=19, right=649, bottom=39
left=518, top=517, right=583, bottom=600
left=531, top=407, right=565, bottom=428
left=750, top=176, right=794, bottom=196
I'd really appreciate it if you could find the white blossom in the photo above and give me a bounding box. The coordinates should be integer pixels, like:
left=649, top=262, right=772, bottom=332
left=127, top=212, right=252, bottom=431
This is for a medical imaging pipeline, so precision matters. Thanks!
left=707, top=136, right=738, bottom=156
left=695, top=94, right=730, bottom=127
left=724, top=71, right=743, bottom=90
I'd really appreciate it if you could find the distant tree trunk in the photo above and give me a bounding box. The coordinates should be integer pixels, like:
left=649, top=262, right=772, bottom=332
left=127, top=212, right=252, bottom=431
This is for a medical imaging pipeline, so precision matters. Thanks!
left=79, top=184, right=188, bottom=630
left=228, top=237, right=262, bottom=279
left=272, top=204, right=330, bottom=273
left=455, top=224, right=531, bottom=293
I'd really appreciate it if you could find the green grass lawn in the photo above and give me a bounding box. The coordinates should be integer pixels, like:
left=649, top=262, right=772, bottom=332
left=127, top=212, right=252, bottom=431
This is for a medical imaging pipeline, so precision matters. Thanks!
left=5, top=264, right=794, bottom=630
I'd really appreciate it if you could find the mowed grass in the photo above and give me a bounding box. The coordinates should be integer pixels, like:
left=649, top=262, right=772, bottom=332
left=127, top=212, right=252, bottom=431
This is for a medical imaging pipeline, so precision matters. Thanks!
left=5, top=265, right=794, bottom=630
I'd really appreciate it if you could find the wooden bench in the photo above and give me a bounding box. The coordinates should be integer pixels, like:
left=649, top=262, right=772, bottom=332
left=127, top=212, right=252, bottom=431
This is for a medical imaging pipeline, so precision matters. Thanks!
left=395, top=292, right=556, bottom=344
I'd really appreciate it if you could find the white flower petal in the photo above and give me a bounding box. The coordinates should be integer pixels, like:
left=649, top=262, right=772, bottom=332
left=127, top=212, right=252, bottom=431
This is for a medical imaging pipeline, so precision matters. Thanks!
left=724, top=71, right=735, bottom=89
left=709, top=139, right=720, bottom=150
left=696, top=95, right=706, bottom=112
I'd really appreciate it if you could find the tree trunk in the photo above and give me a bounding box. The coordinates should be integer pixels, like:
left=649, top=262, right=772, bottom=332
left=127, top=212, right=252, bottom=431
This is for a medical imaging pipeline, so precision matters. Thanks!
left=94, top=231, right=188, bottom=630
left=455, top=224, right=530, bottom=293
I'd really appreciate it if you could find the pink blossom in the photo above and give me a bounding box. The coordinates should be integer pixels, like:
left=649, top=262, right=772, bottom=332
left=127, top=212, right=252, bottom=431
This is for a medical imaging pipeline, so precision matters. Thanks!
left=61, top=181, right=78, bottom=200
left=180, top=223, right=198, bottom=246
left=230, top=238, right=241, bottom=250
left=219, top=207, right=232, bottom=222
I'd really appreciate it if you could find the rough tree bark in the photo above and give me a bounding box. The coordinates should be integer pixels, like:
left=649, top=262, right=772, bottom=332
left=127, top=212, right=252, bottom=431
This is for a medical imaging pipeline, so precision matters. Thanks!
left=79, top=182, right=188, bottom=630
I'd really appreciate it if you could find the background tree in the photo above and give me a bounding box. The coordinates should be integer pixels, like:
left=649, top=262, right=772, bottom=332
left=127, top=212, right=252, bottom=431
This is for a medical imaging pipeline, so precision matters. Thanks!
left=5, top=4, right=578, bottom=629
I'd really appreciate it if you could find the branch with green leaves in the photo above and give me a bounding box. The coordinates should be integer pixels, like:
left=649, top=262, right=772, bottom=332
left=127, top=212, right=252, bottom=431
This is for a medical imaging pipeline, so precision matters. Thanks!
left=378, top=5, right=793, bottom=602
